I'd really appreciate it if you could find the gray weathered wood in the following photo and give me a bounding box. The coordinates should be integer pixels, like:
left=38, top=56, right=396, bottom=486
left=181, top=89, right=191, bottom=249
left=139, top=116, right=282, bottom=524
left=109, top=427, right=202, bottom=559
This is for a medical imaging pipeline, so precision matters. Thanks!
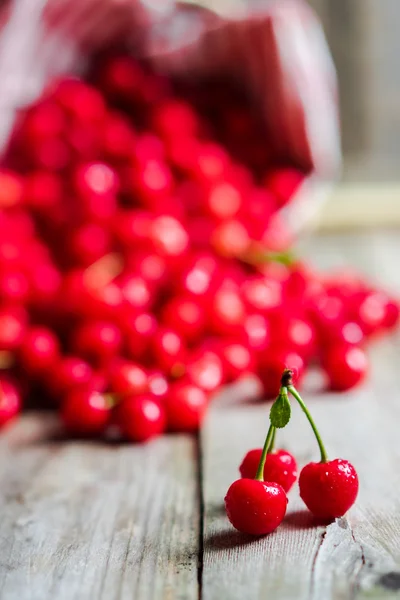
left=201, top=231, right=400, bottom=600
left=0, top=414, right=199, bottom=600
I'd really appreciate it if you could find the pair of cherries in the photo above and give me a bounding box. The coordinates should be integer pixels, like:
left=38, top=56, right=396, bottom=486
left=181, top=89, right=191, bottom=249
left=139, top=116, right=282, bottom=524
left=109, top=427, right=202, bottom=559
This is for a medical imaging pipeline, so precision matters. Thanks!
left=225, top=369, right=358, bottom=535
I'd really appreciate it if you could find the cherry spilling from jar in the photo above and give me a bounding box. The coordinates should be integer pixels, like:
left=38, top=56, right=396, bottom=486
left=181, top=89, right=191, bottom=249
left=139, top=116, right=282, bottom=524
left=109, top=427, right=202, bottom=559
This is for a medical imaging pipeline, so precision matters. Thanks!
left=0, top=54, right=397, bottom=439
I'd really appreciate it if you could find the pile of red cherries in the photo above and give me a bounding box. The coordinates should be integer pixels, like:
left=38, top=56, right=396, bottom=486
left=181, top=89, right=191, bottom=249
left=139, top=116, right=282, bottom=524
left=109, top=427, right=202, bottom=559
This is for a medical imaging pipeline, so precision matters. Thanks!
left=0, top=53, right=398, bottom=440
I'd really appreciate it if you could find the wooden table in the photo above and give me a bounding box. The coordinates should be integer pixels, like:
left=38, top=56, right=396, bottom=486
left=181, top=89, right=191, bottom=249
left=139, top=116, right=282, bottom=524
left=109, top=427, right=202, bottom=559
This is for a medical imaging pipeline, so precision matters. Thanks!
left=1, top=231, right=400, bottom=600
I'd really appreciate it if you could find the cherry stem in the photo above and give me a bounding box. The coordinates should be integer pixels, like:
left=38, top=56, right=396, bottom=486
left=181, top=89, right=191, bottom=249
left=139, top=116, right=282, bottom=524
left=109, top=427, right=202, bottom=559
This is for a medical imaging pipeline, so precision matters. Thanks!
left=287, top=385, right=328, bottom=463
left=267, top=426, right=276, bottom=454
left=255, top=424, right=275, bottom=481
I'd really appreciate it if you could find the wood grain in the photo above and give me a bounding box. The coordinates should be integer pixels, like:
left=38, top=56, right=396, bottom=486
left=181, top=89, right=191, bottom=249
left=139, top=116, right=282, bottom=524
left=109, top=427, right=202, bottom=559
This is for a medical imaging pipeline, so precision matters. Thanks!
left=201, top=232, right=400, bottom=600
left=0, top=414, right=200, bottom=600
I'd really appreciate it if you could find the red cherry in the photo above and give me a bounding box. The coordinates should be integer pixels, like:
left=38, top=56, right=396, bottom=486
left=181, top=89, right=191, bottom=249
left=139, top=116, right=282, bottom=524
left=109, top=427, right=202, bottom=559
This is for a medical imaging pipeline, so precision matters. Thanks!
left=118, top=274, right=153, bottom=312
left=212, top=219, right=250, bottom=258
left=299, top=459, right=359, bottom=519
left=97, top=56, right=145, bottom=102
left=0, top=378, right=21, bottom=427
left=31, top=137, right=71, bottom=171
left=165, top=381, right=208, bottom=432
left=242, top=313, right=270, bottom=353
left=48, top=355, right=93, bottom=398
left=382, top=297, right=400, bottom=329
left=239, top=449, right=297, bottom=493
left=113, top=210, right=152, bottom=249
left=351, top=291, right=388, bottom=336
left=264, top=167, right=304, bottom=208
left=162, top=296, right=206, bottom=344
left=114, top=395, right=166, bottom=442
left=101, top=112, right=135, bottom=162
left=323, top=345, right=368, bottom=392
left=127, top=251, right=168, bottom=288
left=69, top=223, right=111, bottom=267
left=23, top=101, right=66, bottom=140
left=177, top=253, right=218, bottom=298
left=53, top=78, right=106, bottom=122
left=109, top=360, right=148, bottom=397
left=124, top=311, right=158, bottom=361
left=225, top=479, right=287, bottom=535
left=73, top=162, right=119, bottom=221
left=258, top=349, right=304, bottom=399
left=151, top=327, right=187, bottom=375
left=61, top=389, right=110, bottom=436
left=0, top=308, right=26, bottom=351
left=134, top=134, right=165, bottom=165
left=187, top=142, right=229, bottom=183
left=185, top=349, right=224, bottom=393
left=205, top=181, right=243, bottom=220
left=208, top=286, right=246, bottom=337
left=147, top=370, right=169, bottom=401
left=152, top=99, right=199, bottom=140
left=23, top=171, right=63, bottom=211
left=284, top=317, right=316, bottom=360
left=133, top=160, right=173, bottom=208
left=242, top=276, right=282, bottom=314
left=219, top=341, right=256, bottom=382
left=19, top=327, right=60, bottom=376
left=0, top=269, right=30, bottom=305
left=149, top=215, right=189, bottom=259
left=0, top=170, right=23, bottom=208
left=71, top=321, right=122, bottom=366
left=29, top=263, right=62, bottom=308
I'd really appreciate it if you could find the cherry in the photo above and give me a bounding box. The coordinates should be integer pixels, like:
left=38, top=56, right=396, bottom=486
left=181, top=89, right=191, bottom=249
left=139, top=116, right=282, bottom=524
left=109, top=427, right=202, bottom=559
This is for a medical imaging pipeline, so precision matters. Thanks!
left=208, top=286, right=246, bottom=337
left=351, top=291, right=388, bottom=336
left=49, top=356, right=94, bottom=398
left=23, top=171, right=63, bottom=211
left=133, top=160, right=173, bottom=208
left=162, top=296, right=206, bottom=344
left=242, top=313, right=270, bottom=353
left=149, top=215, right=189, bottom=260
left=225, top=479, right=287, bottom=535
left=109, top=360, right=148, bottom=397
left=0, top=378, right=21, bottom=428
left=69, top=223, right=111, bottom=267
left=323, top=345, right=368, bottom=391
left=19, top=327, right=60, bottom=376
left=264, top=167, right=304, bottom=208
left=165, top=381, right=208, bottom=432
left=101, top=112, right=135, bottom=162
left=382, top=297, right=400, bottom=329
left=124, top=311, right=158, bottom=361
left=185, top=349, right=224, bottom=393
left=241, top=276, right=282, bottom=314
left=219, top=341, right=256, bottom=382
left=0, top=308, right=27, bottom=351
left=23, top=101, right=66, bottom=140
left=151, top=327, right=187, bottom=376
left=118, top=273, right=153, bottom=312
left=212, top=219, right=250, bottom=258
left=258, top=349, right=304, bottom=399
left=152, top=99, right=199, bottom=140
left=299, top=459, right=359, bottom=520
left=0, top=170, right=23, bottom=208
left=0, top=269, right=30, bottom=305
left=127, top=251, right=168, bottom=288
left=73, top=162, right=119, bottom=214
left=96, top=55, right=145, bottom=102
left=239, top=448, right=297, bottom=493
left=113, top=210, right=152, bottom=249
left=147, top=370, right=169, bottom=401
left=53, top=78, right=106, bottom=123
left=114, top=395, right=166, bottom=442
left=71, top=321, right=122, bottom=366
left=285, top=372, right=359, bottom=518
left=205, top=181, right=243, bottom=220
left=61, top=389, right=110, bottom=436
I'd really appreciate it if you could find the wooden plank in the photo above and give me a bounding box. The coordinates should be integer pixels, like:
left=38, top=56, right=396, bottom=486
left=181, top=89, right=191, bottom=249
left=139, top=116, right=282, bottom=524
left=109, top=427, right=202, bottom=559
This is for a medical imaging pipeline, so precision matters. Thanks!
left=201, top=232, right=400, bottom=600
left=0, top=414, right=199, bottom=600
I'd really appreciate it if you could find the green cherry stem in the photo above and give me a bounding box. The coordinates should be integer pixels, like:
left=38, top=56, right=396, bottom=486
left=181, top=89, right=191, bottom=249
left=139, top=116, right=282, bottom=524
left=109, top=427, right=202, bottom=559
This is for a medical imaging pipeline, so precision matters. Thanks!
left=287, top=385, right=328, bottom=463
left=255, top=424, right=275, bottom=481
left=267, top=426, right=276, bottom=454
